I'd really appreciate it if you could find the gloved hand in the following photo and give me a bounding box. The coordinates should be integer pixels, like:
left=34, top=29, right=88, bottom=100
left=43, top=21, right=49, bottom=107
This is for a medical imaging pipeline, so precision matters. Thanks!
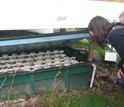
left=121, top=74, right=124, bottom=85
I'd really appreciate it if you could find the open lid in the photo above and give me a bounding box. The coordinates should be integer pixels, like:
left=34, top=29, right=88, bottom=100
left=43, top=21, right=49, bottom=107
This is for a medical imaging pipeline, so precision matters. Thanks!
left=0, top=30, right=90, bottom=53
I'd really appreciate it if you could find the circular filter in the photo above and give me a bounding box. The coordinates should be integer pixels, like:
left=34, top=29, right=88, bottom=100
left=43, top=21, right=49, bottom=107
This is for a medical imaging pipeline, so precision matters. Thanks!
left=6, top=64, right=12, bottom=68
left=46, top=50, right=51, bottom=55
left=2, top=54, right=8, bottom=59
left=43, top=63, right=51, bottom=68
left=39, top=51, right=44, bottom=55
left=24, top=66, right=31, bottom=71
left=71, top=60, right=79, bottom=64
left=18, top=58, right=25, bottom=62
left=46, top=59, right=52, bottom=62
left=21, top=52, right=27, bottom=57
left=54, top=54, right=60, bottom=58
left=37, top=55, right=43, bottom=59
left=16, top=61, right=22, bottom=65
left=0, top=59, right=6, bottom=64
left=30, top=52, right=36, bottom=56
left=52, top=50, right=59, bottom=54
left=59, top=50, right=64, bottom=53
left=13, top=66, right=20, bottom=71
left=34, top=64, right=41, bottom=69
left=64, top=62, right=71, bottom=66
left=60, top=54, right=66, bottom=57
left=44, top=65, right=51, bottom=69
left=45, top=55, right=51, bottom=59
left=2, top=69, right=8, bottom=73
left=19, top=67, right=25, bottom=71
left=54, top=60, right=61, bottom=65
left=55, top=58, right=61, bottom=61
left=55, top=64, right=60, bottom=67
left=12, top=53, right=18, bottom=58
left=28, top=60, right=34, bottom=66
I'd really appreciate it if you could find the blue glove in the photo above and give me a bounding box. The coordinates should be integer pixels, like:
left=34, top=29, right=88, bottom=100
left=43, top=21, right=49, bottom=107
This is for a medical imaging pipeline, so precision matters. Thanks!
left=121, top=74, right=124, bottom=85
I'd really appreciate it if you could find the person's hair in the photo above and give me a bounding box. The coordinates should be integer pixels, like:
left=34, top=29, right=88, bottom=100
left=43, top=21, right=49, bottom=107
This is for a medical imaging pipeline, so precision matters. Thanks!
left=119, top=11, right=124, bottom=18
left=88, top=16, right=111, bottom=47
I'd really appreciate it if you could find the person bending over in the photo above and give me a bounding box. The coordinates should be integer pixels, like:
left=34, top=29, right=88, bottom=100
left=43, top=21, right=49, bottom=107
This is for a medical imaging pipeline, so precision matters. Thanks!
left=88, top=16, right=124, bottom=79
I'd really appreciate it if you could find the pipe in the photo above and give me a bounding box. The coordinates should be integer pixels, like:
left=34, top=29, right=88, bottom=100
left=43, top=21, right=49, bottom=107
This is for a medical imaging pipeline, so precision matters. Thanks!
left=90, top=63, right=96, bottom=88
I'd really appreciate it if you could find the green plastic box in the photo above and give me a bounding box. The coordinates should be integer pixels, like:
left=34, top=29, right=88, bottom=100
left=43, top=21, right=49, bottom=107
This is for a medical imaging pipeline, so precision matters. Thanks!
left=0, top=31, right=95, bottom=98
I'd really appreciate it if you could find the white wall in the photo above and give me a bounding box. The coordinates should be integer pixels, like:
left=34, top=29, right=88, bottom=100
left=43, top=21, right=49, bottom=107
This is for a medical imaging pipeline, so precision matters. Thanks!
left=0, top=0, right=124, bottom=30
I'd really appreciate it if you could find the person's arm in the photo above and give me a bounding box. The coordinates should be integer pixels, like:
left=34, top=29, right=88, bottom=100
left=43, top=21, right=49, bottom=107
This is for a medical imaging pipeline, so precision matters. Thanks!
left=88, top=31, right=94, bottom=61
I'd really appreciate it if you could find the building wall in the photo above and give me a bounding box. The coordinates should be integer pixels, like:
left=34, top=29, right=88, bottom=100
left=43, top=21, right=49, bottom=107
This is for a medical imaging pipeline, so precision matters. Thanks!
left=99, top=0, right=124, bottom=2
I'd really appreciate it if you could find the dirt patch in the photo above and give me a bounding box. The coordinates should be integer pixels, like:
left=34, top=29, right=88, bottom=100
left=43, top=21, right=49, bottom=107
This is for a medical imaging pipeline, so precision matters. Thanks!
left=92, top=76, right=118, bottom=99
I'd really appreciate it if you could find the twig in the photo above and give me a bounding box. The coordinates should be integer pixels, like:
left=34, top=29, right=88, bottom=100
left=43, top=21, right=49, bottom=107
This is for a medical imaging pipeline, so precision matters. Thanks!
left=56, top=89, right=66, bottom=107
left=66, top=96, right=74, bottom=107
left=7, top=71, right=17, bottom=107
left=0, top=77, right=7, bottom=89
left=50, top=63, right=62, bottom=105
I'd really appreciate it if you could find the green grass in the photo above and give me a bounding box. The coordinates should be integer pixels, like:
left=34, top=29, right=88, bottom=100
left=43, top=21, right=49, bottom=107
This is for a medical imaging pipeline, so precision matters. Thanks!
left=36, top=88, right=124, bottom=107
left=69, top=28, right=77, bottom=32
left=76, top=39, right=121, bottom=61
left=68, top=89, right=124, bottom=107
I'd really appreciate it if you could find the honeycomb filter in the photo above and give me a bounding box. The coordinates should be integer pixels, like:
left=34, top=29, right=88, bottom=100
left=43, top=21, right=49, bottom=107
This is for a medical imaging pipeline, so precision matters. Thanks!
left=0, top=50, right=80, bottom=74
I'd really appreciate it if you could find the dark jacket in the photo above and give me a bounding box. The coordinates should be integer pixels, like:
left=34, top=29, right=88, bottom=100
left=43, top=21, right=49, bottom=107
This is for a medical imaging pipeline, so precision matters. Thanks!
left=109, top=22, right=124, bottom=72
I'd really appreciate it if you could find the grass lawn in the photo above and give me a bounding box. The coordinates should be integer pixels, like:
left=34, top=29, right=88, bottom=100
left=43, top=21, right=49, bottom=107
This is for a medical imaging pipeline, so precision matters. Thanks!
left=36, top=87, right=124, bottom=107
left=3, top=85, right=124, bottom=107
left=68, top=88, right=124, bottom=107
left=76, top=39, right=121, bottom=61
